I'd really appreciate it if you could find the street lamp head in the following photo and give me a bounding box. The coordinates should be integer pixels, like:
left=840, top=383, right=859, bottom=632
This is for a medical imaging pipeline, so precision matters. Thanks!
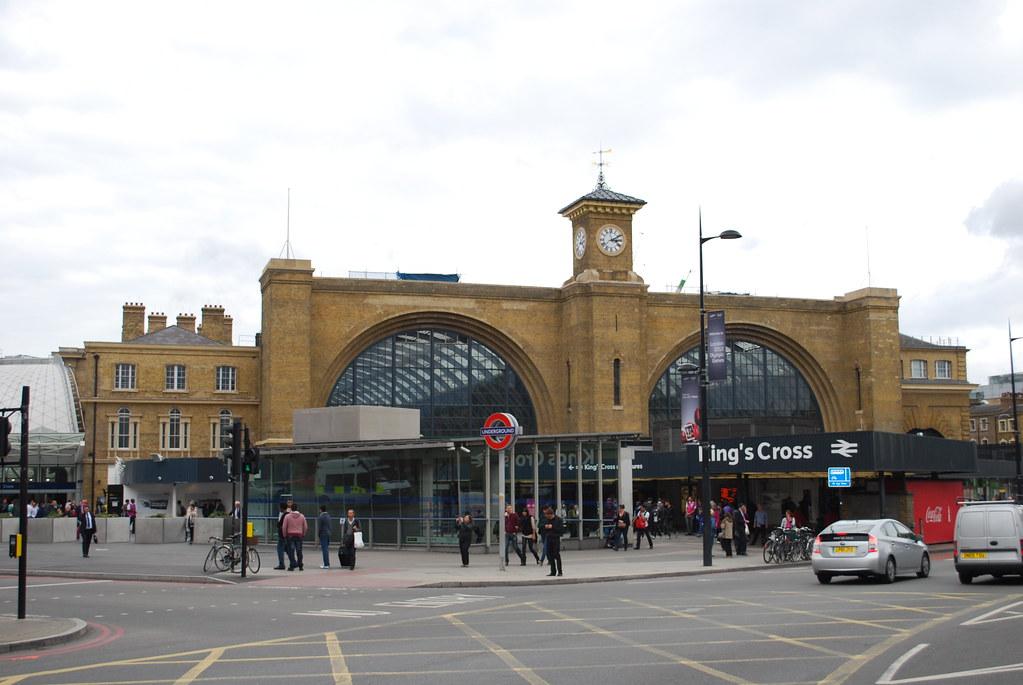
left=718, top=229, right=742, bottom=240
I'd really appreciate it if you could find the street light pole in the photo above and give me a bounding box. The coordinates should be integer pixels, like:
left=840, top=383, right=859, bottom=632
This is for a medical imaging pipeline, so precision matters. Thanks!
left=697, top=211, right=741, bottom=567
left=1009, top=321, right=1022, bottom=502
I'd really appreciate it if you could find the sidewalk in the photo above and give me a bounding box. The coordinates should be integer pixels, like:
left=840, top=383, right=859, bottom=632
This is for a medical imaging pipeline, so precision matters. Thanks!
left=0, top=533, right=789, bottom=589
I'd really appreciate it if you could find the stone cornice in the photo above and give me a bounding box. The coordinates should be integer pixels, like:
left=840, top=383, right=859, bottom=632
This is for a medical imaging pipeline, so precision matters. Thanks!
left=560, top=201, right=643, bottom=222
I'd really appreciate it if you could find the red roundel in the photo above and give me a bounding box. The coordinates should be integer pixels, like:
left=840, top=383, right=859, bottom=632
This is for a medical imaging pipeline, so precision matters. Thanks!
left=481, top=412, right=520, bottom=451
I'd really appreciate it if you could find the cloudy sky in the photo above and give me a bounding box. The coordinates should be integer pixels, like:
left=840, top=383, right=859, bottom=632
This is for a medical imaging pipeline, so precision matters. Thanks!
left=2, top=1, right=1022, bottom=385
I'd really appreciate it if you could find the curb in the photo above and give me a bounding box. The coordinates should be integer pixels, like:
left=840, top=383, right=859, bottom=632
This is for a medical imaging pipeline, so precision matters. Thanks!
left=0, top=570, right=236, bottom=585
left=413, top=561, right=810, bottom=588
left=0, top=618, right=88, bottom=654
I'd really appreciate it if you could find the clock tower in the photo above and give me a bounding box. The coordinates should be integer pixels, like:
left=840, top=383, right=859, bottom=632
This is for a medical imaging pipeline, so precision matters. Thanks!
left=559, top=175, right=646, bottom=284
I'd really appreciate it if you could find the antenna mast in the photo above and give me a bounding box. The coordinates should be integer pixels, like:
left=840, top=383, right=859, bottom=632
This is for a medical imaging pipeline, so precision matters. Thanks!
left=280, top=188, right=295, bottom=259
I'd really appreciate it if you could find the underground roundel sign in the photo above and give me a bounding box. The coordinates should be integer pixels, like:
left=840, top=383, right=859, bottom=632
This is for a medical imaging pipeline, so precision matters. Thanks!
left=480, top=412, right=521, bottom=451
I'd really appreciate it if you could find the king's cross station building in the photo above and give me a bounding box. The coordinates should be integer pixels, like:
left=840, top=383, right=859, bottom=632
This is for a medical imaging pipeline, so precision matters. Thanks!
left=41, top=177, right=1000, bottom=547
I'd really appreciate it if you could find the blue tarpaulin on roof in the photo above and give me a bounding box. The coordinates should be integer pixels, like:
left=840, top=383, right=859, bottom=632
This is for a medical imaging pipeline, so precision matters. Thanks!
left=396, top=272, right=459, bottom=283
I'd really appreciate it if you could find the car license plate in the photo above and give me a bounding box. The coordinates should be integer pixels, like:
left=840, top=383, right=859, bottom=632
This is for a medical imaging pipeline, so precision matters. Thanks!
left=832, top=546, right=855, bottom=554
left=961, top=552, right=987, bottom=559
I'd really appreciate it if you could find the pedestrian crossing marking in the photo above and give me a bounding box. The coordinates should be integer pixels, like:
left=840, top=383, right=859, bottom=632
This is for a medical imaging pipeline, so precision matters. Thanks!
left=376, top=593, right=503, bottom=609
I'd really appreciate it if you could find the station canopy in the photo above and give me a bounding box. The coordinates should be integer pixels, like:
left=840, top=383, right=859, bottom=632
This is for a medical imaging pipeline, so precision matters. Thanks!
left=0, top=354, right=84, bottom=463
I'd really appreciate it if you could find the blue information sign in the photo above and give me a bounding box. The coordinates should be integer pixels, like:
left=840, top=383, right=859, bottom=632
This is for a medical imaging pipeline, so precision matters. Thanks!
left=827, top=466, right=852, bottom=488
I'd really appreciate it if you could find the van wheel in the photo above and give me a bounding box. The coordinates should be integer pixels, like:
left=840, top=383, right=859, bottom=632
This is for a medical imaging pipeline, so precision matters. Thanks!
left=883, top=557, right=897, bottom=584
left=916, top=553, right=931, bottom=579
left=958, top=571, right=973, bottom=584
left=816, top=573, right=832, bottom=584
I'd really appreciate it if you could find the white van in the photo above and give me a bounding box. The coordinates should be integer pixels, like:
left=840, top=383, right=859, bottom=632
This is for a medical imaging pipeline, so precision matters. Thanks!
left=953, top=500, right=1023, bottom=584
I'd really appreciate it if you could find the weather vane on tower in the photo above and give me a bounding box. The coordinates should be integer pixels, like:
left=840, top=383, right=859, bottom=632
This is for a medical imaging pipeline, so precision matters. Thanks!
left=592, top=147, right=612, bottom=190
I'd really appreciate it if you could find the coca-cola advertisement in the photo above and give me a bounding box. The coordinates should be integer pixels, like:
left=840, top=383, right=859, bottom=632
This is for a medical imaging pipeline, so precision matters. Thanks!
left=906, top=480, right=963, bottom=544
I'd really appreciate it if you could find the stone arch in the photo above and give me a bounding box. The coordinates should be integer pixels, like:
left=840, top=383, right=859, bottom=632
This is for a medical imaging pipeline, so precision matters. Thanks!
left=317, top=311, right=556, bottom=434
left=646, top=322, right=843, bottom=433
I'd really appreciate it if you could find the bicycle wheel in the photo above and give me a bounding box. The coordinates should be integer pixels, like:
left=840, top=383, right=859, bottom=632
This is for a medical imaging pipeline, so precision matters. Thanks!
left=213, top=545, right=233, bottom=572
left=203, top=547, right=218, bottom=573
left=762, top=540, right=775, bottom=564
left=246, top=546, right=261, bottom=574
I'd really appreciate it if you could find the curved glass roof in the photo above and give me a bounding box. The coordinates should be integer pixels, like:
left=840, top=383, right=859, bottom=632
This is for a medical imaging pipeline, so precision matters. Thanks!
left=0, top=354, right=81, bottom=435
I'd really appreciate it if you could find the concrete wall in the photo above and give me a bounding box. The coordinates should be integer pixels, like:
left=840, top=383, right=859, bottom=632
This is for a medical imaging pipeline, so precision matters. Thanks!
left=53, top=517, right=79, bottom=542
left=294, top=406, right=421, bottom=443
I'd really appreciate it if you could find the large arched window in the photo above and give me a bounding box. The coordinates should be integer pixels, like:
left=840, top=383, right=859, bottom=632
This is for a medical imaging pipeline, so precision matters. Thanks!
left=649, top=339, right=823, bottom=451
left=328, top=328, right=537, bottom=439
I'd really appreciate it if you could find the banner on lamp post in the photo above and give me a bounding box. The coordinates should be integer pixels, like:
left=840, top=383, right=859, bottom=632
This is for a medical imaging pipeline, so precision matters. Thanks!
left=707, top=310, right=727, bottom=382
left=680, top=364, right=701, bottom=444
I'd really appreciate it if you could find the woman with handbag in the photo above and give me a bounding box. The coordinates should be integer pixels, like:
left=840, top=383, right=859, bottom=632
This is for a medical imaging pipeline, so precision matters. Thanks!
left=339, top=508, right=361, bottom=570
left=520, top=507, right=541, bottom=564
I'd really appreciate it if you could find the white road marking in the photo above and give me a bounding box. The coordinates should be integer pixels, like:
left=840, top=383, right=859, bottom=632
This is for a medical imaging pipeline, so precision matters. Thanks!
left=960, top=600, right=1023, bottom=626
left=377, top=593, right=504, bottom=609
left=0, top=580, right=112, bottom=590
left=877, top=643, right=929, bottom=683
left=294, top=609, right=392, bottom=619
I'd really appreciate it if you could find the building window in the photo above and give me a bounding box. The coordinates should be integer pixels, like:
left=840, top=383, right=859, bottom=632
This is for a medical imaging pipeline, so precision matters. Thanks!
left=935, top=360, right=952, bottom=379
left=981, top=438, right=989, bottom=445
left=216, top=366, right=237, bottom=392
left=108, top=407, right=139, bottom=450
left=613, top=358, right=622, bottom=406
left=979, top=418, right=989, bottom=431
left=166, top=364, right=186, bottom=391
left=970, top=418, right=976, bottom=432
left=161, top=408, right=189, bottom=451
left=114, top=363, right=136, bottom=390
left=910, top=360, right=927, bottom=379
left=211, top=409, right=233, bottom=450
left=999, top=419, right=1008, bottom=432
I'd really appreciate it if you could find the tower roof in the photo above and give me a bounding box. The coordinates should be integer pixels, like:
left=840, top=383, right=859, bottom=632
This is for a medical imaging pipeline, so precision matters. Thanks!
left=558, top=180, right=646, bottom=216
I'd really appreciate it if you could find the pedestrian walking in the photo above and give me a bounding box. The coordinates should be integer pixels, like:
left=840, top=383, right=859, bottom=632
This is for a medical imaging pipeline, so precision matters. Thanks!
left=127, top=498, right=137, bottom=536
left=634, top=504, right=654, bottom=549
left=520, top=507, right=541, bottom=564
left=456, top=512, right=474, bottom=566
left=750, top=503, right=768, bottom=546
left=719, top=506, right=734, bottom=557
left=283, top=503, right=307, bottom=571
left=734, top=503, right=749, bottom=556
left=273, top=501, right=289, bottom=570
left=541, top=506, right=564, bottom=577
left=503, top=505, right=526, bottom=566
left=77, top=499, right=97, bottom=558
left=612, top=504, right=630, bottom=551
left=339, top=509, right=361, bottom=570
left=185, top=501, right=199, bottom=544
left=685, top=496, right=697, bottom=535
left=317, top=504, right=332, bottom=569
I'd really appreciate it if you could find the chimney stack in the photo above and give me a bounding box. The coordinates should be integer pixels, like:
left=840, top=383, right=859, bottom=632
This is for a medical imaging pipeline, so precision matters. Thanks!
left=147, top=312, right=167, bottom=334
left=176, top=313, right=196, bottom=333
left=122, top=302, right=146, bottom=342
left=199, top=305, right=231, bottom=344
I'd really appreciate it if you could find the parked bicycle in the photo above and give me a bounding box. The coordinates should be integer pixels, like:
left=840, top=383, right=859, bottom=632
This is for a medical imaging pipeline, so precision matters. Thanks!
left=203, top=533, right=260, bottom=574
left=762, top=526, right=815, bottom=564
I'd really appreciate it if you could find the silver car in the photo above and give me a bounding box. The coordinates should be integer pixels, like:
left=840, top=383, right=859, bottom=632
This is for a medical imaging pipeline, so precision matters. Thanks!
left=811, top=518, right=931, bottom=584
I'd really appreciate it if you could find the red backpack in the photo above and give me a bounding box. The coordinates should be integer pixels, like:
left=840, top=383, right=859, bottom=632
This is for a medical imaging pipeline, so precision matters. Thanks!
left=635, top=513, right=648, bottom=529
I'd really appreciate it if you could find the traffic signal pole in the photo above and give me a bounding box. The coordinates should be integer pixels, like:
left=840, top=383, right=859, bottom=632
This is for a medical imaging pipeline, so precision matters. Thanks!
left=240, top=425, right=250, bottom=578
left=18, top=387, right=29, bottom=619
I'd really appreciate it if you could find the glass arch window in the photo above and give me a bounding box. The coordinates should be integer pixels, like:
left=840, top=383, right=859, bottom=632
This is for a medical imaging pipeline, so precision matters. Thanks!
left=649, top=339, right=823, bottom=451
left=328, top=328, right=537, bottom=439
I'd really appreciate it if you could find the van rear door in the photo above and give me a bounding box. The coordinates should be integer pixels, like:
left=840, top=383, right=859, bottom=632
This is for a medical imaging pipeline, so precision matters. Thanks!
left=957, top=510, right=987, bottom=561
left=985, top=509, right=1021, bottom=564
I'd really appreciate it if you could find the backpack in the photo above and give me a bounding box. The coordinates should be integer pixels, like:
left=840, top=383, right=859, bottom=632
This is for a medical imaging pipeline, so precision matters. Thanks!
left=635, top=513, right=648, bottom=529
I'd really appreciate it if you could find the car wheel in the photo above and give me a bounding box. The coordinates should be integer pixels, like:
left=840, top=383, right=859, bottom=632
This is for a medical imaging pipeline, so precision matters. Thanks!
left=958, top=571, right=973, bottom=584
left=816, top=573, right=832, bottom=584
left=916, top=553, right=930, bottom=579
left=882, top=556, right=897, bottom=584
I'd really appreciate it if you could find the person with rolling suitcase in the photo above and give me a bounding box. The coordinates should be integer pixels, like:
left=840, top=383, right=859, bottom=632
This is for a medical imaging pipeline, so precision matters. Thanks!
left=339, top=508, right=361, bottom=570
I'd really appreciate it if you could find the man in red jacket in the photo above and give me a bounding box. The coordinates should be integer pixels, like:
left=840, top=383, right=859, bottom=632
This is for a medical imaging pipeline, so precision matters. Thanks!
left=282, top=503, right=308, bottom=571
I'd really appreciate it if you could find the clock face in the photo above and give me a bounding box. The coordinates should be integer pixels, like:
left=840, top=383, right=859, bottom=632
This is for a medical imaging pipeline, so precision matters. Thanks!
left=597, top=224, right=625, bottom=256
left=574, top=226, right=586, bottom=259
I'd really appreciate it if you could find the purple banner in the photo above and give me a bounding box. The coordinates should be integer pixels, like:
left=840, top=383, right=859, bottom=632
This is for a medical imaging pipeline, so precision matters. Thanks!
left=680, top=364, right=701, bottom=443
left=707, top=310, right=727, bottom=382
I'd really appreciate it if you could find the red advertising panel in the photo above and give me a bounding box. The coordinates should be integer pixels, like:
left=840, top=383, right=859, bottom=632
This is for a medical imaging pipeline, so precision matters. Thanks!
left=906, top=480, right=963, bottom=544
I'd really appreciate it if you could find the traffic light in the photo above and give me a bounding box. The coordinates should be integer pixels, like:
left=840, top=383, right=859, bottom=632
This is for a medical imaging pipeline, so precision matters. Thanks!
left=221, top=420, right=241, bottom=482
left=0, top=417, right=11, bottom=458
left=242, top=426, right=260, bottom=476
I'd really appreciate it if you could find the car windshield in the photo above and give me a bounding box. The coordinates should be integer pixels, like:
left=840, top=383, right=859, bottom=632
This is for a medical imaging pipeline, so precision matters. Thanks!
left=826, top=523, right=875, bottom=535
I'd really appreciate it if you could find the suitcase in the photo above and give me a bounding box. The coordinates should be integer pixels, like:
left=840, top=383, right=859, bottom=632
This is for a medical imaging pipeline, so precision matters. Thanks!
left=338, top=547, right=352, bottom=568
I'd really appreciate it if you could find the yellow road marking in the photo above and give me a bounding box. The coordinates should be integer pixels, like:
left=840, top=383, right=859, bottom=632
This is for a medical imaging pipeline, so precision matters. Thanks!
left=531, top=603, right=749, bottom=684
left=444, top=614, right=550, bottom=685
left=324, top=632, right=352, bottom=685
left=172, top=647, right=225, bottom=685
left=711, top=594, right=909, bottom=632
left=818, top=592, right=1023, bottom=684
left=624, top=598, right=852, bottom=659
